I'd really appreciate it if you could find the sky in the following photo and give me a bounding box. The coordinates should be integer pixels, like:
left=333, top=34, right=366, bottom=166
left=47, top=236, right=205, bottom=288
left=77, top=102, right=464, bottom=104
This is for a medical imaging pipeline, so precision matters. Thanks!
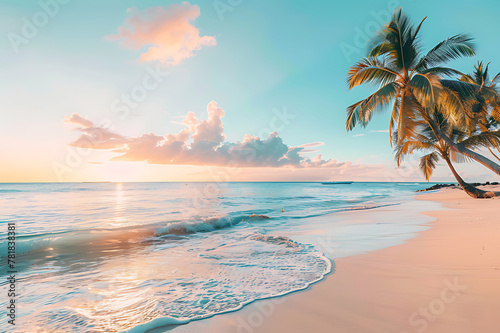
left=1, top=0, right=500, bottom=182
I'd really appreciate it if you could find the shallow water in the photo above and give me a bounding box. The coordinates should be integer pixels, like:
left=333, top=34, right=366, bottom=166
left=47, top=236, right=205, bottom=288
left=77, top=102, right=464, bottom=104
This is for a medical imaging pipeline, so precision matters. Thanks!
left=0, top=182, right=435, bottom=332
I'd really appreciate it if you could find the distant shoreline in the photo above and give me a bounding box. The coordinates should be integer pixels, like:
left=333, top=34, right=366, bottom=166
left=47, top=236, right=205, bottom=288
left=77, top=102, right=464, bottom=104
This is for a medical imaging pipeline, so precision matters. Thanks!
left=0, top=181, right=456, bottom=184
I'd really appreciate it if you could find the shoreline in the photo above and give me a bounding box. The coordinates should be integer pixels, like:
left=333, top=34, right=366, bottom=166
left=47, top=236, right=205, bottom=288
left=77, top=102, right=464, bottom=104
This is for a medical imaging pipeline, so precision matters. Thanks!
left=166, top=186, right=500, bottom=333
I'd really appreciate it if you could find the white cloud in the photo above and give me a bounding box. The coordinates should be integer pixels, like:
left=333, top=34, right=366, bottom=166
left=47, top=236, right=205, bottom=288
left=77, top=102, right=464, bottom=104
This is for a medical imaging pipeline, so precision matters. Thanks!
left=369, top=130, right=389, bottom=133
left=353, top=129, right=388, bottom=137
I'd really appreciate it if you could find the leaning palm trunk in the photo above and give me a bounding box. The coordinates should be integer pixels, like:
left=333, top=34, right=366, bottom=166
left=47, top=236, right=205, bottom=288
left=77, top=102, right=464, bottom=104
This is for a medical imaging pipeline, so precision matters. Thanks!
left=431, top=123, right=500, bottom=176
left=443, top=156, right=499, bottom=198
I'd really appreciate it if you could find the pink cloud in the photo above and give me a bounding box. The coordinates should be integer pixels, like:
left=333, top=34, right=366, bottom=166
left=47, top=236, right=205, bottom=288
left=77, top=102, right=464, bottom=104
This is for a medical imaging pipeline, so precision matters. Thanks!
left=65, top=101, right=339, bottom=168
left=64, top=113, right=127, bottom=149
left=301, top=155, right=342, bottom=168
left=106, top=2, right=216, bottom=65
left=298, top=142, right=324, bottom=148
left=299, top=149, right=320, bottom=153
left=64, top=113, right=93, bottom=128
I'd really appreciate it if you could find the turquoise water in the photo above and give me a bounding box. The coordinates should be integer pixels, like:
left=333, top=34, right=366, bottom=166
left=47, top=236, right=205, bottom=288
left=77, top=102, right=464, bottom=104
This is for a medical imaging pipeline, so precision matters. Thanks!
left=0, top=182, right=436, bottom=332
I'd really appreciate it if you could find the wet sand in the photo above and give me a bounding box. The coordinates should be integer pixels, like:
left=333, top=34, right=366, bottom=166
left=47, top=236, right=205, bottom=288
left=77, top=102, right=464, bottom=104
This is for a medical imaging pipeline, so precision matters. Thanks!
left=167, top=186, right=500, bottom=333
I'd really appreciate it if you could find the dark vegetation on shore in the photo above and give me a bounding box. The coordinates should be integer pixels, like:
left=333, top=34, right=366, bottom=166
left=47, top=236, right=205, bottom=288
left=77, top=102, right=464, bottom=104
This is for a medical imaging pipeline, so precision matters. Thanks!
left=418, top=182, right=499, bottom=192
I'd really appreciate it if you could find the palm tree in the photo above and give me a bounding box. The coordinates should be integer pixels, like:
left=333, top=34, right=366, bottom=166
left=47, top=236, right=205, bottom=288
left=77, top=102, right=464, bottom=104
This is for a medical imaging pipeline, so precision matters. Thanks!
left=395, top=112, right=499, bottom=198
left=458, top=61, right=500, bottom=161
left=346, top=8, right=500, bottom=176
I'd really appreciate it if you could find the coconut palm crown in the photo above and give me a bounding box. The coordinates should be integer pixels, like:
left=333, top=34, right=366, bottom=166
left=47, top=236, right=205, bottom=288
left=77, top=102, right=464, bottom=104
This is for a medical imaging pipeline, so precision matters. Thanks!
left=394, top=110, right=500, bottom=198
left=346, top=8, right=474, bottom=140
left=346, top=7, right=500, bottom=176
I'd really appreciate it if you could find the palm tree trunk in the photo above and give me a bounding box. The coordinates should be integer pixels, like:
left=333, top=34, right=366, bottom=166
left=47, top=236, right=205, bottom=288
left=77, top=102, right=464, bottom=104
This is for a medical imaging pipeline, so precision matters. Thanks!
left=430, top=122, right=500, bottom=176
left=442, top=156, right=497, bottom=198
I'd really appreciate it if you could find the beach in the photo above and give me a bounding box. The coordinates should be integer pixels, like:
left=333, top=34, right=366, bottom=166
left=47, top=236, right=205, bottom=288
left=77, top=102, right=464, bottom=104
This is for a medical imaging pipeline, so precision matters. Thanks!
left=171, top=186, right=500, bottom=333
left=2, top=182, right=436, bottom=332
left=6, top=2, right=500, bottom=332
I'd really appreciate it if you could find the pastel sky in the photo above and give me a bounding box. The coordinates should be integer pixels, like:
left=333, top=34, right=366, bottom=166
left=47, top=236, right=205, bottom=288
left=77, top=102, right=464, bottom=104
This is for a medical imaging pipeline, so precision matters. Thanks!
left=1, top=0, right=500, bottom=182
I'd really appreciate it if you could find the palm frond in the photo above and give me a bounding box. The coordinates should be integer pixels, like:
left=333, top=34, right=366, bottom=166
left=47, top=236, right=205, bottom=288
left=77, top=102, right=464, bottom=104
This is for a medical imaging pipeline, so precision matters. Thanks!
left=415, top=34, right=475, bottom=72
left=450, top=150, right=474, bottom=163
left=389, top=91, right=401, bottom=146
left=472, top=61, right=485, bottom=86
left=353, top=83, right=399, bottom=128
left=421, top=67, right=463, bottom=77
left=459, top=74, right=476, bottom=84
left=478, top=85, right=500, bottom=105
left=491, top=107, right=500, bottom=123
left=436, top=86, right=468, bottom=124
left=419, top=152, right=439, bottom=181
left=396, top=92, right=423, bottom=144
left=482, top=62, right=490, bottom=87
left=459, top=130, right=500, bottom=150
left=384, top=8, right=423, bottom=71
left=490, top=72, right=500, bottom=86
left=368, top=42, right=394, bottom=58
left=347, top=58, right=400, bottom=90
left=346, top=100, right=363, bottom=131
left=440, top=79, right=478, bottom=100
left=409, top=73, right=442, bottom=111
left=395, top=138, right=434, bottom=166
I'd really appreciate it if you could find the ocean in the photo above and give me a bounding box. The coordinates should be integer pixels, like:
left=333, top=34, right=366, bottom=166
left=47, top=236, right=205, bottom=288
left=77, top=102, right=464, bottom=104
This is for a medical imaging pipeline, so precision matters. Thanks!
left=0, top=182, right=440, bottom=332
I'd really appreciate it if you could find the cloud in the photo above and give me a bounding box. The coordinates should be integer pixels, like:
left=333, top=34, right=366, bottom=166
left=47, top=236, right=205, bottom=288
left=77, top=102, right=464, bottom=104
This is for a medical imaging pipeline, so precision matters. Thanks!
left=106, top=2, right=216, bottom=65
left=353, top=130, right=388, bottom=137
left=298, top=142, right=324, bottom=148
left=369, top=130, right=389, bottom=133
left=64, top=113, right=93, bottom=128
left=65, top=101, right=340, bottom=168
left=289, top=142, right=324, bottom=154
left=299, top=149, right=320, bottom=153
left=65, top=113, right=127, bottom=149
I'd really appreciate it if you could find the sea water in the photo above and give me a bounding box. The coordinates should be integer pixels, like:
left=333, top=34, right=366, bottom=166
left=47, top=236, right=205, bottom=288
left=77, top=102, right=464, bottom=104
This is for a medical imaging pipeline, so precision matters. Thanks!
left=0, top=182, right=438, bottom=332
